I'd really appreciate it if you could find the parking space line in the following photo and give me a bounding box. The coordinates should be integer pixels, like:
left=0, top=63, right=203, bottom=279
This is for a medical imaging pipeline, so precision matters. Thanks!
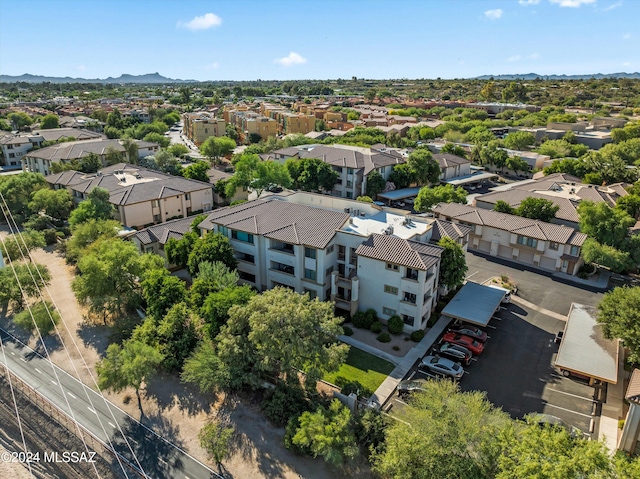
left=546, top=388, right=595, bottom=402
left=543, top=402, right=593, bottom=419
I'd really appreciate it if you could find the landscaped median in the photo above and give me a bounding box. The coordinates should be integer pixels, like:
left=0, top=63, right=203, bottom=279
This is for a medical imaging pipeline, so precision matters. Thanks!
left=323, top=346, right=395, bottom=397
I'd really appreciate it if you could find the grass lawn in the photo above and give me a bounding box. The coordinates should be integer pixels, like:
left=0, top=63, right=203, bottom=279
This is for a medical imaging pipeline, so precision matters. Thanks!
left=324, top=347, right=395, bottom=396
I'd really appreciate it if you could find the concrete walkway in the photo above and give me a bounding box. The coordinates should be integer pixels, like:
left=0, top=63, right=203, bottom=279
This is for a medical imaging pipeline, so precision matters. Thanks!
left=338, top=335, right=401, bottom=366
left=510, top=295, right=567, bottom=322
left=368, top=315, right=451, bottom=408
left=552, top=270, right=610, bottom=291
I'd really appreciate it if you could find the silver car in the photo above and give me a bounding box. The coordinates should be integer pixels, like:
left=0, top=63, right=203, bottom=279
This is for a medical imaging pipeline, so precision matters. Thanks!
left=419, top=355, right=464, bottom=381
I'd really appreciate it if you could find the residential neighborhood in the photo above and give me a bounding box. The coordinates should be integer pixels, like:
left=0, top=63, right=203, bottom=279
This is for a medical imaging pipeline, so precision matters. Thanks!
left=1, top=1, right=640, bottom=479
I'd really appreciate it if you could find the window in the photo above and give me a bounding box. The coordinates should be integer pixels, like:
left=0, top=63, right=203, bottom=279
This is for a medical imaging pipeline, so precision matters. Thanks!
left=405, top=268, right=419, bottom=280
left=386, top=263, right=399, bottom=271
left=325, top=266, right=334, bottom=277
left=347, top=168, right=354, bottom=175
left=403, top=292, right=417, bottom=304
left=185, top=193, right=191, bottom=201
left=401, top=314, right=415, bottom=325
left=145, top=247, right=154, bottom=254
left=237, top=252, right=255, bottom=264
left=238, top=271, right=256, bottom=283
left=384, top=285, right=398, bottom=295
left=382, top=307, right=396, bottom=316
left=346, top=180, right=353, bottom=187
left=304, top=268, right=317, bottom=281
left=304, top=288, right=317, bottom=299
left=272, top=261, right=295, bottom=275
left=304, top=247, right=316, bottom=259
left=152, top=200, right=159, bottom=208
left=549, top=242, right=559, bottom=251
left=346, top=192, right=353, bottom=199
left=570, top=245, right=580, bottom=256
left=153, top=214, right=161, bottom=222
left=219, top=225, right=229, bottom=236
left=232, top=230, right=254, bottom=244
left=517, top=235, right=537, bottom=248
left=326, top=244, right=334, bottom=254
left=338, top=245, right=346, bottom=261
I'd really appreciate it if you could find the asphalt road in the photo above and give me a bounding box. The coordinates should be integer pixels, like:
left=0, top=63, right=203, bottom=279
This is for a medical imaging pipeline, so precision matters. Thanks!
left=0, top=328, right=221, bottom=479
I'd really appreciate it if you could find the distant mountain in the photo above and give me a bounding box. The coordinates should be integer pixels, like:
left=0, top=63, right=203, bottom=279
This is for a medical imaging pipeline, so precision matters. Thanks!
left=0, top=72, right=198, bottom=84
left=475, top=72, right=640, bottom=80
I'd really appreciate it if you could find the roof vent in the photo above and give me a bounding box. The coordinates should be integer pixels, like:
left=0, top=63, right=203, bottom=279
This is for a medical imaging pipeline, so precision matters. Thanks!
left=344, top=208, right=350, bottom=213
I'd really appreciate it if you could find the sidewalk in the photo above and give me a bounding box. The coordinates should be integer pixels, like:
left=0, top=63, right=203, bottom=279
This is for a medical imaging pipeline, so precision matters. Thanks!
left=368, top=315, right=451, bottom=408
left=552, top=269, right=610, bottom=291
left=510, top=295, right=567, bottom=321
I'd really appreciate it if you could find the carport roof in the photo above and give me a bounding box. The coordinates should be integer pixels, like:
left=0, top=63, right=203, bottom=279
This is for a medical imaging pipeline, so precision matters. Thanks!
left=556, top=303, right=619, bottom=384
left=441, top=281, right=505, bottom=327
left=377, top=187, right=421, bottom=201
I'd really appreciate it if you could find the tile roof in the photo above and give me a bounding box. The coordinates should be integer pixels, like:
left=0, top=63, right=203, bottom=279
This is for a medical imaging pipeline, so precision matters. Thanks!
left=26, top=139, right=153, bottom=161
left=429, top=219, right=473, bottom=242
left=626, top=369, right=640, bottom=404
left=132, top=216, right=198, bottom=245
left=431, top=202, right=587, bottom=246
left=474, top=189, right=581, bottom=224
left=355, top=233, right=443, bottom=271
left=202, top=198, right=351, bottom=248
left=31, top=128, right=104, bottom=142
left=434, top=153, right=471, bottom=169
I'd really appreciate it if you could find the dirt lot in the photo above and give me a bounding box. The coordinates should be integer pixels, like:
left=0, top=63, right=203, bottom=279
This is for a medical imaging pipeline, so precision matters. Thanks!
left=1, top=240, right=340, bottom=479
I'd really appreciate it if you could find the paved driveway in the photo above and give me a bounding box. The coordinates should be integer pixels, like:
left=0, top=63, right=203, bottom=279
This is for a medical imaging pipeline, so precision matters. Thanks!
left=465, top=251, right=603, bottom=317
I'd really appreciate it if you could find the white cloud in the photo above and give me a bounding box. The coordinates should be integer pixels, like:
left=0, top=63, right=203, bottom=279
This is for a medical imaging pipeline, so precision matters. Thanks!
left=177, top=13, right=222, bottom=31
left=623, top=61, right=631, bottom=67
left=603, top=1, right=623, bottom=11
left=518, top=0, right=540, bottom=5
left=274, top=52, right=307, bottom=67
left=507, top=55, right=522, bottom=62
left=623, top=33, right=631, bottom=39
left=549, top=0, right=596, bottom=7
left=484, top=8, right=503, bottom=19
left=76, top=65, right=86, bottom=71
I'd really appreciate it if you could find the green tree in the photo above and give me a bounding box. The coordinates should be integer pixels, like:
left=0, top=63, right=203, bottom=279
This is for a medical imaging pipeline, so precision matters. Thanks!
left=141, top=269, right=187, bottom=320
left=182, top=161, right=210, bottom=182
left=494, top=200, right=515, bottom=214
left=167, top=143, right=189, bottom=158
left=200, top=136, right=236, bottom=164
left=288, top=157, right=338, bottom=192
left=8, top=112, right=33, bottom=130
left=581, top=238, right=630, bottom=273
left=515, top=197, right=560, bottom=222
left=577, top=201, right=635, bottom=249
left=181, top=340, right=228, bottom=393
left=143, top=132, right=170, bottom=148
left=0, top=263, right=50, bottom=312
left=407, top=149, right=441, bottom=186
left=497, top=417, right=613, bottom=479
left=0, top=172, right=48, bottom=223
left=364, top=89, right=377, bottom=103
left=502, top=81, right=528, bottom=103
left=503, top=131, right=536, bottom=151
left=465, top=126, right=495, bottom=145
left=12, top=300, right=60, bottom=335
left=189, top=260, right=239, bottom=309
left=290, top=400, right=359, bottom=467
left=438, top=237, right=468, bottom=290
left=414, top=184, right=467, bottom=212
left=187, top=232, right=237, bottom=276
left=155, top=302, right=200, bottom=371
left=1, top=230, right=46, bottom=260
left=198, top=419, right=235, bottom=470
left=441, top=143, right=468, bottom=158
left=72, top=239, right=163, bottom=322
left=165, top=231, right=199, bottom=269
left=65, top=219, right=120, bottom=263
left=505, top=156, right=530, bottom=175
left=80, top=152, right=103, bottom=173
left=39, top=114, right=59, bottom=130
left=28, top=188, right=72, bottom=221
left=96, top=339, right=163, bottom=409
left=616, top=194, right=640, bottom=219
left=121, top=138, right=139, bottom=163
left=68, top=187, right=115, bottom=227
left=200, top=284, right=255, bottom=339
left=372, top=380, right=512, bottom=479
left=226, top=154, right=291, bottom=197
left=597, top=286, right=640, bottom=363
left=479, top=81, right=496, bottom=101
left=388, top=163, right=415, bottom=189
left=366, top=170, right=386, bottom=198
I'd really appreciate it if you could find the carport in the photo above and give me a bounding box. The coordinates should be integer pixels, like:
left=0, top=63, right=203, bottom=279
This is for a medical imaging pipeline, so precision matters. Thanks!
left=377, top=187, right=421, bottom=206
left=441, top=281, right=505, bottom=327
left=555, top=303, right=619, bottom=385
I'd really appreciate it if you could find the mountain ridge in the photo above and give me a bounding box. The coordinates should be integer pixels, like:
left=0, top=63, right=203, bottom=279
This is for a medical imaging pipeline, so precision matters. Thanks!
left=0, top=72, right=197, bottom=84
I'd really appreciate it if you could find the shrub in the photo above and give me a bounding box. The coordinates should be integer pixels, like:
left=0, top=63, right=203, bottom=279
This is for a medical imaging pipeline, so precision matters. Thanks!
left=377, top=332, right=391, bottom=343
left=262, top=383, right=310, bottom=427
left=410, top=330, right=425, bottom=342
left=340, top=381, right=371, bottom=398
left=343, top=326, right=354, bottom=336
left=363, top=308, right=378, bottom=329
left=352, top=311, right=367, bottom=328
left=284, top=415, right=311, bottom=455
left=392, top=345, right=400, bottom=351
left=43, top=228, right=57, bottom=245
left=387, top=315, right=404, bottom=335
left=370, top=321, right=383, bottom=333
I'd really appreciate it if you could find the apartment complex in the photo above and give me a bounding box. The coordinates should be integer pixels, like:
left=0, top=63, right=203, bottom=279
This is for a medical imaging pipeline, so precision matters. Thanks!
left=47, top=163, right=213, bottom=229
left=225, top=109, right=278, bottom=141
left=198, top=192, right=468, bottom=332
left=182, top=112, right=226, bottom=146
left=432, top=202, right=587, bottom=275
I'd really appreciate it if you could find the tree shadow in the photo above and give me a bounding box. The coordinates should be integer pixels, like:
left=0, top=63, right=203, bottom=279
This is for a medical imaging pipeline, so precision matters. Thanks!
left=76, top=321, right=112, bottom=358
left=143, top=371, right=213, bottom=417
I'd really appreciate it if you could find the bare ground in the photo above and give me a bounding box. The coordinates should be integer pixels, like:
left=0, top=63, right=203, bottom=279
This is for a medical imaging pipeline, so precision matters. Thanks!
left=2, top=242, right=344, bottom=479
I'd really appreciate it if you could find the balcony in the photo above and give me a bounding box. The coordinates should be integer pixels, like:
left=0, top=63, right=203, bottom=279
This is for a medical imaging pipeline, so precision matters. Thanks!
left=270, top=263, right=295, bottom=276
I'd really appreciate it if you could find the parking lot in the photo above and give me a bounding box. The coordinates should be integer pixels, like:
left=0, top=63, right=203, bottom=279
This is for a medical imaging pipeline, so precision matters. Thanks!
left=389, top=300, right=604, bottom=438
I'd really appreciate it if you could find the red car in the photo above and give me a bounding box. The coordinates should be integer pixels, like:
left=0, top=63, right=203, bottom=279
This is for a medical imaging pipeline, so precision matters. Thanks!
left=442, top=332, right=485, bottom=355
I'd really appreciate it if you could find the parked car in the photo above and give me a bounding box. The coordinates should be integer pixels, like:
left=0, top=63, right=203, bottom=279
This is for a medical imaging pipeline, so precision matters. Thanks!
left=418, top=355, right=464, bottom=381
left=529, top=413, right=582, bottom=438
left=448, top=324, right=488, bottom=342
left=442, top=332, right=485, bottom=355
left=433, top=342, right=473, bottom=365
left=486, top=284, right=512, bottom=303
left=397, top=379, right=430, bottom=397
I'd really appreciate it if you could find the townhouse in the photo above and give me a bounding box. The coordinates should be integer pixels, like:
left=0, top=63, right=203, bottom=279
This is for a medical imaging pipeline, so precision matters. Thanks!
left=47, top=163, right=213, bottom=229
left=431, top=202, right=587, bottom=275
left=199, top=192, right=471, bottom=332
left=129, top=215, right=197, bottom=263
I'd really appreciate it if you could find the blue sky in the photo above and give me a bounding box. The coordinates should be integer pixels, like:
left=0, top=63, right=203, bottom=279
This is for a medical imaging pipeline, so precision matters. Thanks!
left=0, top=0, right=638, bottom=81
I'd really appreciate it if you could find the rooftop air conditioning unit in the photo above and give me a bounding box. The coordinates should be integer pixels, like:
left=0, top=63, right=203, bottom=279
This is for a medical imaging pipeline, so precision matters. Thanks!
left=344, top=208, right=350, bottom=213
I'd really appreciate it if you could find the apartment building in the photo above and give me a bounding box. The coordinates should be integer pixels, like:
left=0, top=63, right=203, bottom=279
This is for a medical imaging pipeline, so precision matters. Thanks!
left=182, top=112, right=226, bottom=146
left=129, top=215, right=197, bottom=264
left=432, top=202, right=587, bottom=275
left=47, top=163, right=213, bottom=229
left=199, top=192, right=467, bottom=332
left=226, top=109, right=278, bottom=141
